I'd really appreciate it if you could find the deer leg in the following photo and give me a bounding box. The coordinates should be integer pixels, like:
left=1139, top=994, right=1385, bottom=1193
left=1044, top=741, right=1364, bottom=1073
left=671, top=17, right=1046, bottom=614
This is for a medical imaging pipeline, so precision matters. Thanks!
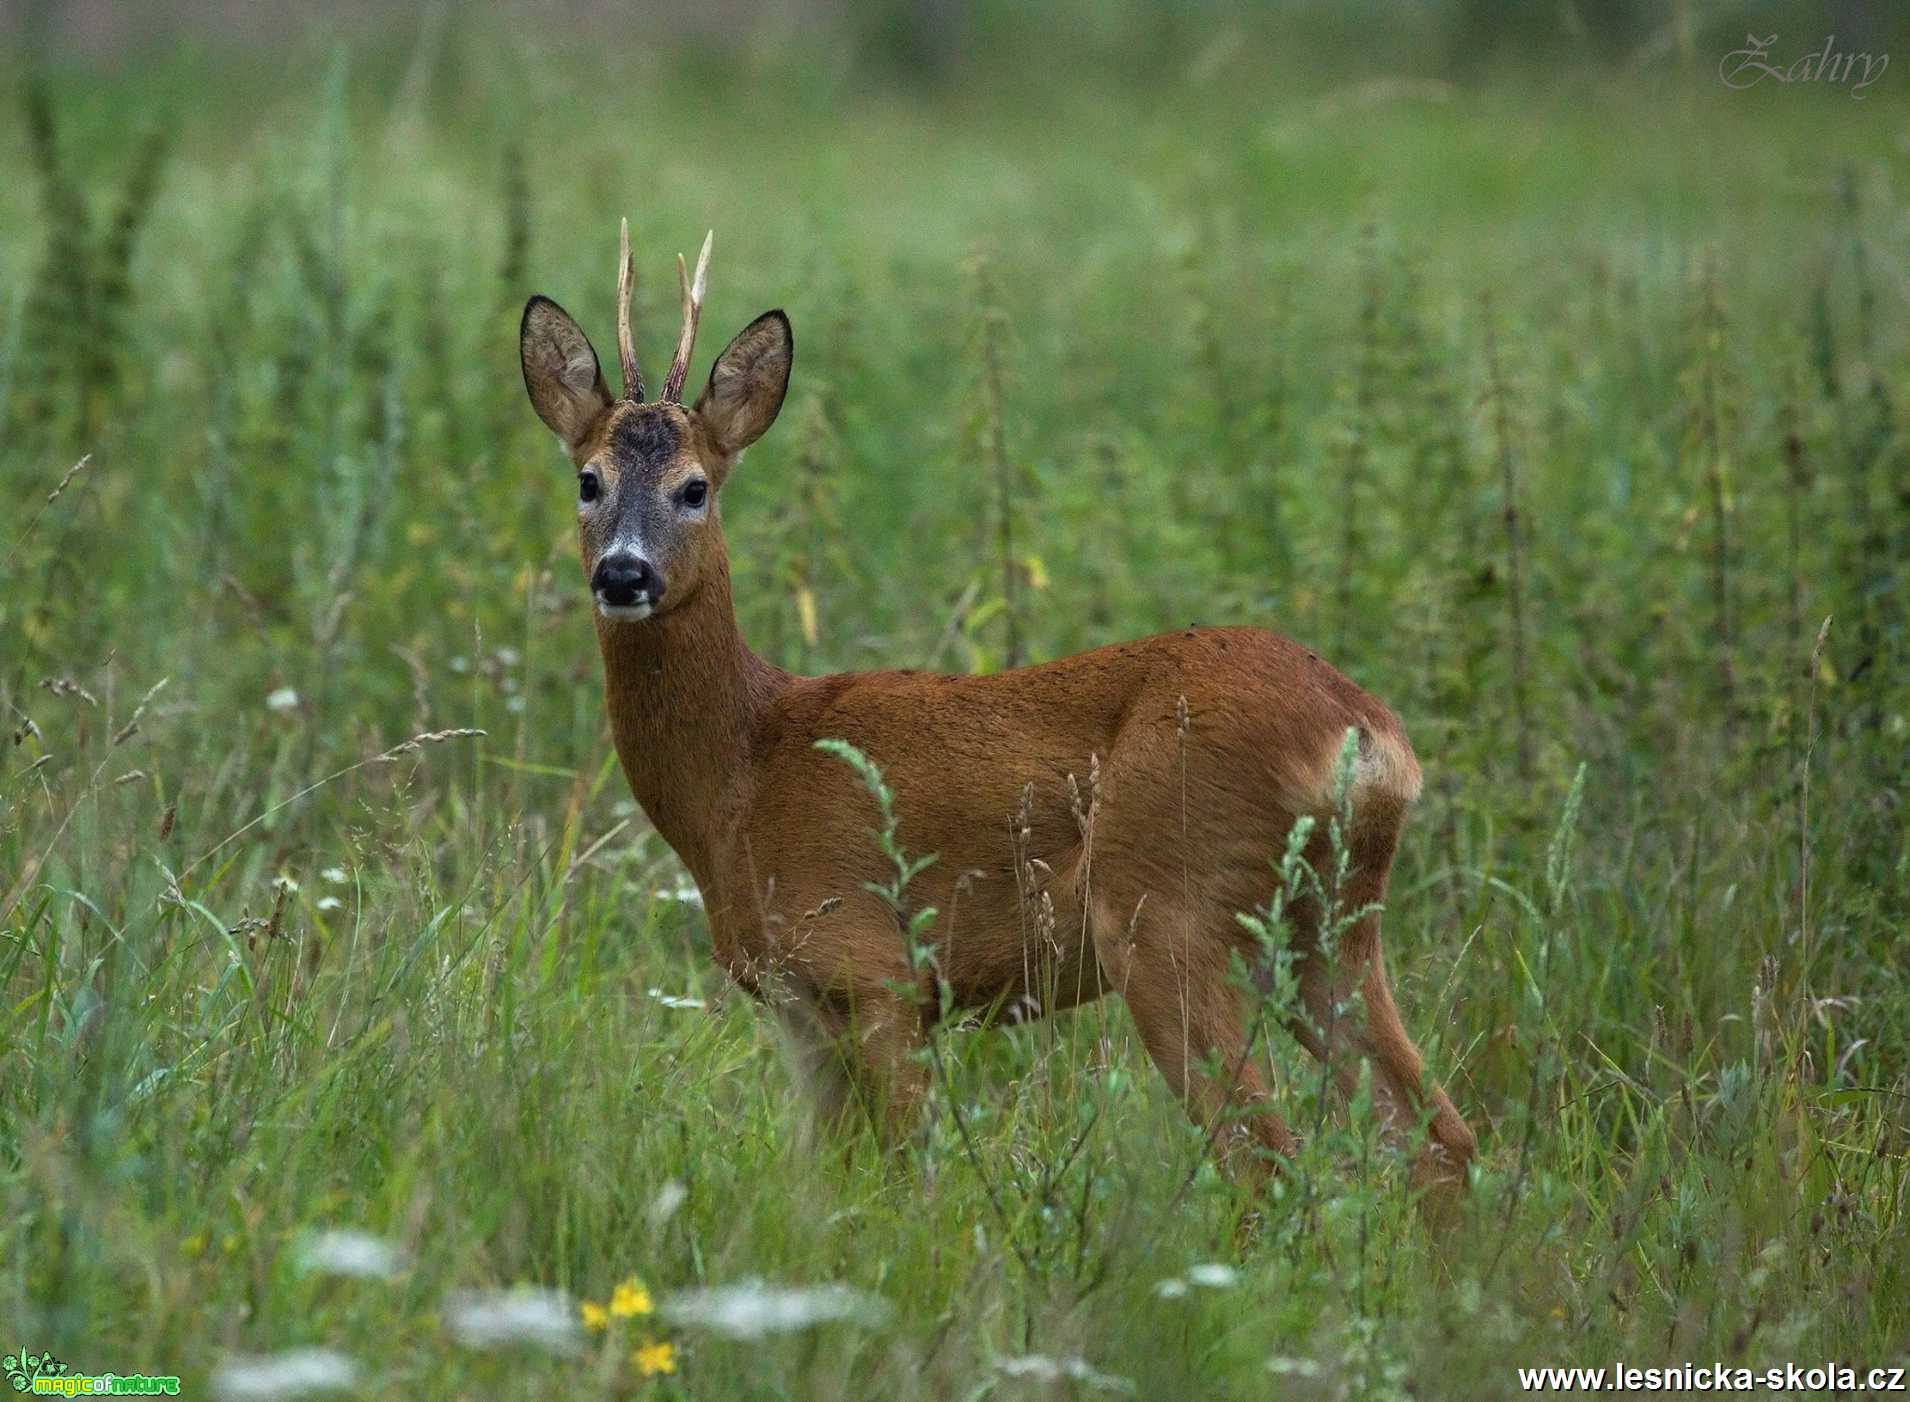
left=1289, top=847, right=1475, bottom=1203
left=773, top=996, right=864, bottom=1147
left=1098, top=895, right=1298, bottom=1185
left=768, top=943, right=931, bottom=1153
left=786, top=975, right=927, bottom=1151
left=849, top=983, right=930, bottom=1149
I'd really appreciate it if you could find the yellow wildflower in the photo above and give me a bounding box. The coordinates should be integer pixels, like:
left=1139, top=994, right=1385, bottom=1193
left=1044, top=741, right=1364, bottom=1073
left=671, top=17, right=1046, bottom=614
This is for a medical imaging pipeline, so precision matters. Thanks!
left=633, top=1339, right=677, bottom=1377
left=581, top=1300, right=609, bottom=1331
left=609, top=1278, right=653, bottom=1318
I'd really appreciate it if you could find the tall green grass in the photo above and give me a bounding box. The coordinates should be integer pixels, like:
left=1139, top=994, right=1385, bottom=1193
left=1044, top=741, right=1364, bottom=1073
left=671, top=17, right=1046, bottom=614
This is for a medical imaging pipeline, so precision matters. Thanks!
left=2, top=14, right=1906, bottom=1397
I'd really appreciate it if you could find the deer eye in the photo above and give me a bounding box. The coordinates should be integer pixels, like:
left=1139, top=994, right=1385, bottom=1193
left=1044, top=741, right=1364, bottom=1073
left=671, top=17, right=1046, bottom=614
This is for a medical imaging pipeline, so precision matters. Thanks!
left=680, top=479, right=708, bottom=510
left=579, top=470, right=601, bottom=504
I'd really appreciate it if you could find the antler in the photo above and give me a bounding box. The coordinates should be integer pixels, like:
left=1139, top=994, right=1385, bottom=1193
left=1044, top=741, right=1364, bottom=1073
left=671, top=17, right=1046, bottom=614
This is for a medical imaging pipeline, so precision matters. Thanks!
left=616, top=218, right=645, bottom=402
left=661, top=229, right=713, bottom=404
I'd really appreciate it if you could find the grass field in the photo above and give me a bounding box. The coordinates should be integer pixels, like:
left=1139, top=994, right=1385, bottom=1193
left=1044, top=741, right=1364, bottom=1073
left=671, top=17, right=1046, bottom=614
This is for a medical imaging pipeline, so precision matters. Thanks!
left=3, top=6, right=1908, bottom=1396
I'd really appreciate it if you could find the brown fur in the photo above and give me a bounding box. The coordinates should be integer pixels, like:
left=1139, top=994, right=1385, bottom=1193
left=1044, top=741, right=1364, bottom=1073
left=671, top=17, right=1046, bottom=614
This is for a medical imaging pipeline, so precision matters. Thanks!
left=521, top=288, right=1475, bottom=1211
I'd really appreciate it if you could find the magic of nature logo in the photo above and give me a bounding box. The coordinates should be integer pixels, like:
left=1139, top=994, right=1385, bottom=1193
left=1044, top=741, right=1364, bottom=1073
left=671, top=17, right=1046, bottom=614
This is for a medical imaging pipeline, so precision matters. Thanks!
left=4, top=1347, right=180, bottom=1396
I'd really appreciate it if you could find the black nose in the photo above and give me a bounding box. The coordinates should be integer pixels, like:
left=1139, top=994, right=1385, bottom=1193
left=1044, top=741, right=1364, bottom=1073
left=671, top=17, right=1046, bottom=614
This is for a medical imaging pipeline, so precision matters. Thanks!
left=593, top=555, right=662, bottom=608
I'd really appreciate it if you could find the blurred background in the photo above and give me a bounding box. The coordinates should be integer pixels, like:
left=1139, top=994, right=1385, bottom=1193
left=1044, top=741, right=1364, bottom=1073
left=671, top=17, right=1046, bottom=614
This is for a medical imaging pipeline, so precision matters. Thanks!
left=2, top=1, right=1907, bottom=1395
left=5, top=0, right=1907, bottom=801
left=4, top=0, right=1906, bottom=698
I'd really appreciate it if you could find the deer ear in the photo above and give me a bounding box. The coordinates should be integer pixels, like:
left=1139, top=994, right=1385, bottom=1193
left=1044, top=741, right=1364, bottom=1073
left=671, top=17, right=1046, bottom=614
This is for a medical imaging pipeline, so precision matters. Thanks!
left=521, top=296, right=612, bottom=454
left=695, top=310, right=792, bottom=461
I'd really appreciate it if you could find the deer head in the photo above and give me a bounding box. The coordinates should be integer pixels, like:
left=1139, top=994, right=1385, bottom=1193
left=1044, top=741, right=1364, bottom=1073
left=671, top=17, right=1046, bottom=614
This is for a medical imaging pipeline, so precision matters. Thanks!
left=519, top=222, right=793, bottom=621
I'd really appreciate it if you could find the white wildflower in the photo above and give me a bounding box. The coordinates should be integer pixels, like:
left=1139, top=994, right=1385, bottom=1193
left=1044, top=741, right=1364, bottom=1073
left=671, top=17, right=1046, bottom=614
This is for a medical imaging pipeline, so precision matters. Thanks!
left=1185, top=1263, right=1239, bottom=1289
left=662, top=1280, right=891, bottom=1339
left=445, top=1288, right=581, bottom=1353
left=1154, top=1277, right=1189, bottom=1299
left=320, top=867, right=348, bottom=885
left=996, top=1355, right=1135, bottom=1394
left=1267, top=1356, right=1331, bottom=1380
left=296, top=1229, right=401, bottom=1281
left=649, top=1180, right=688, bottom=1227
left=316, top=897, right=343, bottom=912
left=647, top=988, right=706, bottom=1010
left=265, top=687, right=299, bottom=713
left=213, top=1348, right=357, bottom=1400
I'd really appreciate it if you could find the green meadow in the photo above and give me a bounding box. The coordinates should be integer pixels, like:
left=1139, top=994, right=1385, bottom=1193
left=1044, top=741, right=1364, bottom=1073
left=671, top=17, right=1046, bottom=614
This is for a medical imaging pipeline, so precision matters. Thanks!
left=2, top=5, right=1906, bottom=1396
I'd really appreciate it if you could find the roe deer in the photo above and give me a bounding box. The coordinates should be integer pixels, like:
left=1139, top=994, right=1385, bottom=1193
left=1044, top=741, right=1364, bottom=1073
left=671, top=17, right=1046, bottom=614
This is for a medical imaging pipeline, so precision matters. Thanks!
left=519, top=222, right=1476, bottom=1207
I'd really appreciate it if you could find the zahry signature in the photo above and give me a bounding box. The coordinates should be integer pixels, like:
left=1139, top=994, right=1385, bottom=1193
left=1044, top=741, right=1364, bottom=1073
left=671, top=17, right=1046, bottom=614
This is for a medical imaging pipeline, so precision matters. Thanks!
left=1721, top=33, right=1888, bottom=99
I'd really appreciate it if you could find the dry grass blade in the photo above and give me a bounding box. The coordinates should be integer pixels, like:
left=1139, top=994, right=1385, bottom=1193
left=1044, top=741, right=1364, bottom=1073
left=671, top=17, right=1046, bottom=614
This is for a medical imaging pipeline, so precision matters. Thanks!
left=1797, top=614, right=1833, bottom=975
left=377, top=726, right=486, bottom=759
left=175, top=727, right=487, bottom=885
left=0, top=675, right=167, bottom=921
left=41, top=676, right=99, bottom=707
left=113, top=676, right=170, bottom=746
left=45, top=452, right=91, bottom=502
left=3, top=454, right=92, bottom=568
left=563, top=816, right=632, bottom=882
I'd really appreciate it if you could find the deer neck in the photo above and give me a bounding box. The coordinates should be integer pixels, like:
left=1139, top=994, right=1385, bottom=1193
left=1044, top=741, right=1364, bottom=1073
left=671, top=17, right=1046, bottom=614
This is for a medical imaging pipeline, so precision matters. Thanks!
left=596, top=547, right=785, bottom=886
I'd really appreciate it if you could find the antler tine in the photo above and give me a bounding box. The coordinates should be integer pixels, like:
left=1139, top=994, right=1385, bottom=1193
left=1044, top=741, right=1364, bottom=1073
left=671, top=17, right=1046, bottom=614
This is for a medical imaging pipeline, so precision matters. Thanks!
left=661, top=229, right=713, bottom=404
left=616, top=218, right=645, bottom=402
